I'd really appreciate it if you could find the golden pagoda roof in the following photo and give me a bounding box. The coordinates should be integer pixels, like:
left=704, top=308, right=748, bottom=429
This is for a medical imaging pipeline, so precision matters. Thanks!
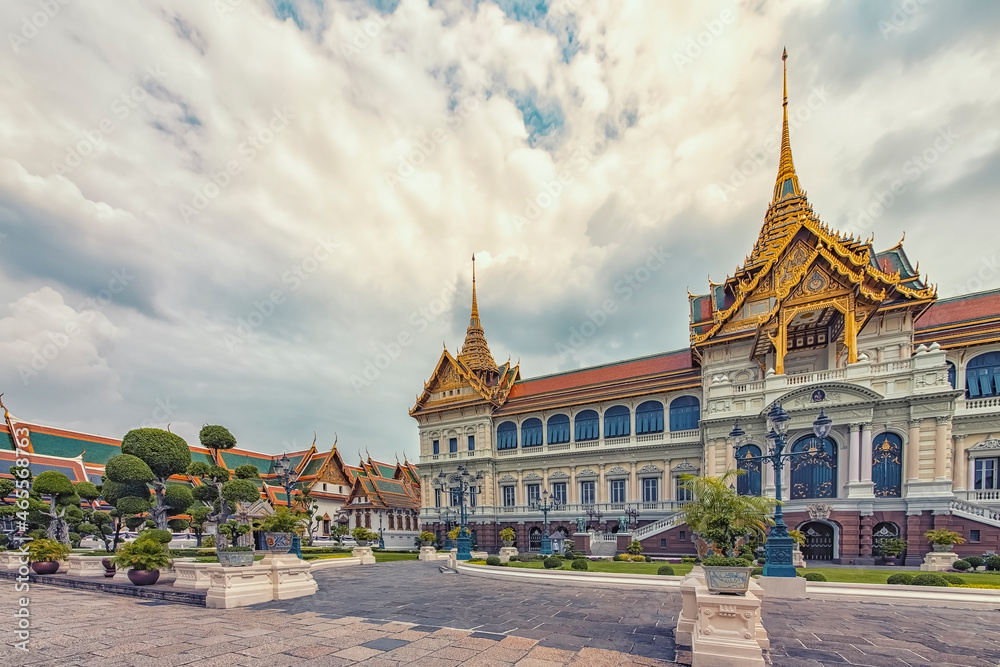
left=457, top=255, right=499, bottom=376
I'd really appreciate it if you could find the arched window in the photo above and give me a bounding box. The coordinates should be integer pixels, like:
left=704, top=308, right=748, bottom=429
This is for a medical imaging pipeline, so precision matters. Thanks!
left=790, top=436, right=838, bottom=499
left=528, top=526, right=542, bottom=551
left=497, top=421, right=517, bottom=450
left=574, top=410, right=599, bottom=441
left=872, top=432, right=903, bottom=497
left=547, top=414, right=570, bottom=444
left=604, top=405, right=630, bottom=437
left=947, top=361, right=956, bottom=389
left=636, top=401, right=664, bottom=434
left=669, top=396, right=701, bottom=431
left=388, top=514, right=395, bottom=530
left=735, top=444, right=762, bottom=496
left=966, top=352, right=1000, bottom=398
left=522, top=418, right=543, bottom=447
left=872, top=521, right=900, bottom=557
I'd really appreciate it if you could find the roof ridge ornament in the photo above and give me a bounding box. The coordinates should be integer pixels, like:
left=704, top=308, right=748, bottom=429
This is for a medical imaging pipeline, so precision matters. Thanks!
left=457, top=255, right=500, bottom=379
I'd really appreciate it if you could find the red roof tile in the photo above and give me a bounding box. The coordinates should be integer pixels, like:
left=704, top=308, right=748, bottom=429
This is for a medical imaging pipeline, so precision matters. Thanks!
left=916, top=289, right=1000, bottom=329
left=507, top=349, right=694, bottom=399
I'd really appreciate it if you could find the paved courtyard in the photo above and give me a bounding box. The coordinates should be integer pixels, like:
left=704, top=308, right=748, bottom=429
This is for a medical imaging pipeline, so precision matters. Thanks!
left=3, top=560, right=999, bottom=666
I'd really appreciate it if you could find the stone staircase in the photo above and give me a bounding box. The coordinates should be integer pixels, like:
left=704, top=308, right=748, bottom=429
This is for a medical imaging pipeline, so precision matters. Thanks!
left=631, top=513, right=684, bottom=541
left=949, top=497, right=1000, bottom=528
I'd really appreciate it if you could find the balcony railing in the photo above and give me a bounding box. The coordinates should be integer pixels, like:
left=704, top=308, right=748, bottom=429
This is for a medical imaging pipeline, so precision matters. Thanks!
left=420, top=500, right=683, bottom=518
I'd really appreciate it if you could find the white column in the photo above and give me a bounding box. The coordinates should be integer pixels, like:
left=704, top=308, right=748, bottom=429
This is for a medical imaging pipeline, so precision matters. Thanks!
left=848, top=424, right=861, bottom=483
left=569, top=466, right=577, bottom=503
left=860, top=423, right=873, bottom=483
left=969, top=456, right=977, bottom=494
left=953, top=435, right=967, bottom=491
left=934, top=417, right=950, bottom=480
left=629, top=461, right=637, bottom=501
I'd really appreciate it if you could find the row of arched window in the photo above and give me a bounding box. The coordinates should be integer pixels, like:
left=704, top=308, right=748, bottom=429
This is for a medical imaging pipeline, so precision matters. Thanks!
left=963, top=352, right=1000, bottom=398
left=495, top=397, right=701, bottom=449
left=735, top=433, right=904, bottom=499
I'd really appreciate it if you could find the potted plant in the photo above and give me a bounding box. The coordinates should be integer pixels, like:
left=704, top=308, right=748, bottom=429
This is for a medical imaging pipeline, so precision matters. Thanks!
left=788, top=530, right=805, bottom=550
left=216, top=520, right=254, bottom=567
left=880, top=537, right=907, bottom=566
left=351, top=526, right=376, bottom=547
left=110, top=536, right=172, bottom=585
left=447, top=526, right=460, bottom=547
left=678, top=471, right=778, bottom=595
left=27, top=538, right=71, bottom=575
left=261, top=507, right=304, bottom=551
left=500, top=527, right=516, bottom=548
left=419, top=531, right=435, bottom=547
left=924, top=529, right=965, bottom=553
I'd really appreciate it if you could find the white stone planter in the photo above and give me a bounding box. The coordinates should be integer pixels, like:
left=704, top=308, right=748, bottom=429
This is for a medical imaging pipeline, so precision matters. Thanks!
left=173, top=562, right=214, bottom=590
left=0, top=551, right=28, bottom=571
left=65, top=555, right=107, bottom=577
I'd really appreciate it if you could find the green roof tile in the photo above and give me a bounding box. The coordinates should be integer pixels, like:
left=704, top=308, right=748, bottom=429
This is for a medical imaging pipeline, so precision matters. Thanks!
left=220, top=451, right=273, bottom=475
left=29, top=432, right=122, bottom=465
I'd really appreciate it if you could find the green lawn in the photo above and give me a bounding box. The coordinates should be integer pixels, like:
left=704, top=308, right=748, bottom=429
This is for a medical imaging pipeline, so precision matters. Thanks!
left=374, top=552, right=419, bottom=563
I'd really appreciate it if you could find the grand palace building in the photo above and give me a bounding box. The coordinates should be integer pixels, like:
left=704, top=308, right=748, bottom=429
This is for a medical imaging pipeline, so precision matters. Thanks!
left=412, top=55, right=1000, bottom=564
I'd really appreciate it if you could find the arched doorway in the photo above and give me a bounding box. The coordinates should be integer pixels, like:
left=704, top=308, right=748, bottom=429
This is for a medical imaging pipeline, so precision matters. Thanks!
left=736, top=444, right=762, bottom=496
left=872, top=433, right=903, bottom=497
left=790, top=436, right=838, bottom=499
left=800, top=521, right=835, bottom=561
left=871, top=521, right=900, bottom=558
left=528, top=527, right=542, bottom=551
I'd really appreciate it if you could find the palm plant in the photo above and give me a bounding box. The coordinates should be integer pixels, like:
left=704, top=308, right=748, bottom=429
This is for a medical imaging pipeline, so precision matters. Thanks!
left=109, top=537, right=172, bottom=572
left=678, top=470, right=780, bottom=558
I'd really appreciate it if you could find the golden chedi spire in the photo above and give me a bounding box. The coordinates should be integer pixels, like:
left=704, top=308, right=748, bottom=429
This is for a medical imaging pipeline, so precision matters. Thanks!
left=458, top=255, right=499, bottom=379
left=772, top=48, right=802, bottom=204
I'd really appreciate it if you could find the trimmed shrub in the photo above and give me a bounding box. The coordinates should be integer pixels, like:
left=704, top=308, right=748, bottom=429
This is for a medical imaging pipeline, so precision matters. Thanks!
left=572, top=558, right=589, bottom=571
left=139, top=528, right=173, bottom=544
left=681, top=556, right=696, bottom=563
left=886, top=573, right=914, bottom=585
left=613, top=554, right=625, bottom=562
left=751, top=567, right=764, bottom=576
left=911, top=574, right=949, bottom=587
left=202, top=535, right=215, bottom=548
left=543, top=556, right=563, bottom=569
left=486, top=556, right=501, bottom=567
left=656, top=565, right=675, bottom=576
left=951, top=559, right=971, bottom=571
left=941, top=573, right=965, bottom=585
left=965, top=556, right=984, bottom=569
left=986, top=556, right=1000, bottom=571
left=803, top=572, right=827, bottom=582
left=645, top=556, right=653, bottom=563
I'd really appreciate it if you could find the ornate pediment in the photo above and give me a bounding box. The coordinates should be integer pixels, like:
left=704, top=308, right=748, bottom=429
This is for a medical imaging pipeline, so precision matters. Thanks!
left=548, top=471, right=569, bottom=479
left=498, top=474, right=517, bottom=483
left=969, top=435, right=1000, bottom=452
left=523, top=472, right=542, bottom=481
left=606, top=466, right=628, bottom=477
left=638, top=464, right=662, bottom=474
left=671, top=461, right=698, bottom=474
left=576, top=468, right=598, bottom=478
left=777, top=383, right=883, bottom=412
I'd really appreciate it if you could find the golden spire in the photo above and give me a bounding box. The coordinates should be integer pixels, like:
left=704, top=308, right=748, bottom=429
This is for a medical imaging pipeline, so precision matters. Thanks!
left=458, top=255, right=499, bottom=378
left=772, top=48, right=801, bottom=203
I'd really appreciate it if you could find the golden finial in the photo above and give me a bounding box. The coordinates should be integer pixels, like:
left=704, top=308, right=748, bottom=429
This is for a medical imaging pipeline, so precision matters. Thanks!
left=772, top=47, right=801, bottom=204
left=0, top=393, right=8, bottom=420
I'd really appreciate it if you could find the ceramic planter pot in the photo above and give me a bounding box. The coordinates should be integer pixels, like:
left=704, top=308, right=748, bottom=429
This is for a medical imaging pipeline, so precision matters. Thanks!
left=217, top=550, right=255, bottom=567
left=421, top=540, right=432, bottom=547
left=502, top=540, right=514, bottom=548
left=31, top=561, right=60, bottom=575
left=356, top=540, right=369, bottom=547
left=703, top=566, right=753, bottom=595
left=264, top=532, right=292, bottom=551
left=883, top=555, right=897, bottom=566
left=932, top=543, right=951, bottom=552
left=101, top=558, right=116, bottom=578
left=127, top=569, right=160, bottom=586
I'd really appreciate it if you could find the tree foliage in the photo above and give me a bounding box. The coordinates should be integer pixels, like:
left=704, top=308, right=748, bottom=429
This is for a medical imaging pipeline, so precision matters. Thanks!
left=106, top=454, right=154, bottom=484
left=164, top=484, right=194, bottom=513
left=122, top=428, right=191, bottom=480
left=74, top=481, right=101, bottom=505
left=34, top=471, right=75, bottom=497
left=678, top=471, right=779, bottom=557
left=199, top=425, right=237, bottom=451
left=234, top=465, right=260, bottom=479
left=220, top=478, right=260, bottom=505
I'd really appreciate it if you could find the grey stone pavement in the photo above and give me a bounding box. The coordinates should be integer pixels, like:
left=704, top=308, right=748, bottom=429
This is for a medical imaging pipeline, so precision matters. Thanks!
left=2, top=560, right=1000, bottom=666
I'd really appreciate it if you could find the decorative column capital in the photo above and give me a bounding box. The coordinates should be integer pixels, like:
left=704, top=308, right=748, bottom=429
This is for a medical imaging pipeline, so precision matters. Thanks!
left=849, top=423, right=862, bottom=433
left=935, top=416, right=952, bottom=426
left=860, top=422, right=872, bottom=431
left=953, top=434, right=966, bottom=445
left=908, top=419, right=922, bottom=429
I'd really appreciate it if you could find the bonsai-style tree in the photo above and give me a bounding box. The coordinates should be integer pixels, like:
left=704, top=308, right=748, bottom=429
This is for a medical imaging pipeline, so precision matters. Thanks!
left=33, top=471, right=80, bottom=545
left=187, top=424, right=240, bottom=524
left=333, top=523, right=349, bottom=545
left=678, top=470, right=779, bottom=559
left=188, top=505, right=211, bottom=546
left=167, top=518, right=190, bottom=533
left=292, top=486, right=321, bottom=544
left=627, top=538, right=643, bottom=555
left=163, top=484, right=194, bottom=527
left=102, top=454, right=154, bottom=548
left=86, top=510, right=116, bottom=552
left=120, top=428, right=192, bottom=530
left=74, top=481, right=101, bottom=509
left=263, top=507, right=306, bottom=534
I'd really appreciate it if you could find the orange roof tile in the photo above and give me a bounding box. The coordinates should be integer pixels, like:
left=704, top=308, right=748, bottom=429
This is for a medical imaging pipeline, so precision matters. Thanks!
left=916, top=289, right=1000, bottom=329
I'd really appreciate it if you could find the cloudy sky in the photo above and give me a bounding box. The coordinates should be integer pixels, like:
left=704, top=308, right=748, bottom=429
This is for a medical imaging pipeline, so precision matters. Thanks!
left=1, top=0, right=998, bottom=462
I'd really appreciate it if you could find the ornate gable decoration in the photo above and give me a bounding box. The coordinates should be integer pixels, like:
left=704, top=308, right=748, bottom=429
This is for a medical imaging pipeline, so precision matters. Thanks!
left=498, top=474, right=517, bottom=483
left=548, top=471, right=569, bottom=479
left=638, top=464, right=662, bottom=474
left=671, top=462, right=698, bottom=474
left=523, top=472, right=542, bottom=481
left=969, top=435, right=1000, bottom=452
left=606, top=466, right=629, bottom=477
left=779, top=383, right=883, bottom=411
left=576, top=468, right=598, bottom=478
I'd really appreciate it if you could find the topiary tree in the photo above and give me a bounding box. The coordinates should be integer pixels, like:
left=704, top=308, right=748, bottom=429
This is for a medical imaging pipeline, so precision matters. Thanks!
left=103, top=454, right=155, bottom=548
left=163, top=484, right=194, bottom=521
left=74, top=481, right=101, bottom=509
left=188, top=505, right=211, bottom=547
left=87, top=510, right=117, bottom=552
left=121, top=428, right=192, bottom=530
left=33, top=471, right=78, bottom=545
left=167, top=518, right=190, bottom=533
left=965, top=555, right=984, bottom=569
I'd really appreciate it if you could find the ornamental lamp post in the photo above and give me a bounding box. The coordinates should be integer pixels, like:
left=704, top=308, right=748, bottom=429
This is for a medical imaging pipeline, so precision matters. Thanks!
left=623, top=505, right=639, bottom=532
left=584, top=504, right=604, bottom=531
left=729, top=405, right=834, bottom=578
left=378, top=511, right=385, bottom=550
left=530, top=488, right=561, bottom=556
left=433, top=466, right=483, bottom=561
left=439, top=508, right=455, bottom=549
left=273, top=453, right=304, bottom=559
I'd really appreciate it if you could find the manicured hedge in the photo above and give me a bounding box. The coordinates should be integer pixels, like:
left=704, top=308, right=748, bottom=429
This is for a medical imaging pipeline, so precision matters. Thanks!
left=886, top=573, right=914, bottom=585
left=656, top=565, right=675, bottom=576
left=911, top=574, right=948, bottom=587
left=571, top=558, right=589, bottom=571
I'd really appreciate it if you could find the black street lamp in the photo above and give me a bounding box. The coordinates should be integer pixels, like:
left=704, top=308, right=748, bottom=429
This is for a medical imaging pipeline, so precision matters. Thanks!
left=530, top=488, right=561, bottom=555
left=273, top=453, right=303, bottom=559
left=378, top=511, right=385, bottom=550
left=432, top=465, right=483, bottom=561
left=730, top=404, right=833, bottom=577
left=622, top=505, right=639, bottom=532
left=584, top=504, right=603, bottom=531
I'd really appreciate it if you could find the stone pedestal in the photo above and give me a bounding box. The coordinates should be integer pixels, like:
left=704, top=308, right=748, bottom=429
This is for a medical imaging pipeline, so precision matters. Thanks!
left=0, top=551, right=28, bottom=571
left=498, top=547, right=519, bottom=563
left=756, top=575, right=807, bottom=599
left=792, top=549, right=806, bottom=568
left=573, top=532, right=591, bottom=556
left=692, top=587, right=765, bottom=667
left=173, top=562, right=213, bottom=590
left=920, top=551, right=959, bottom=571
left=675, top=566, right=705, bottom=646
left=471, top=551, right=488, bottom=560
left=65, top=555, right=108, bottom=577
left=205, top=564, right=273, bottom=609
left=747, top=579, right=769, bottom=651
left=418, top=546, right=438, bottom=561
left=352, top=546, right=376, bottom=565
left=264, top=552, right=318, bottom=600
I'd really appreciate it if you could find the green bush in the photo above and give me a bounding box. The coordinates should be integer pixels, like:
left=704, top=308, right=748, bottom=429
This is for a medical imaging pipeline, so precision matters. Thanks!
left=543, top=556, right=563, bottom=569
left=886, top=573, right=914, bottom=585
left=911, top=573, right=949, bottom=587
left=69, top=532, right=82, bottom=548
left=702, top=555, right=751, bottom=567
left=965, top=555, right=984, bottom=569
left=202, top=535, right=215, bottom=548
left=139, top=528, right=173, bottom=544
left=951, top=559, right=971, bottom=571
left=613, top=554, right=625, bottom=562
left=803, top=572, right=827, bottom=582
left=645, top=555, right=653, bottom=563
left=986, top=556, right=1000, bottom=571
left=681, top=556, right=696, bottom=563
left=656, top=565, right=675, bottom=576
left=486, top=556, right=501, bottom=566
left=572, top=558, right=589, bottom=571
left=941, top=574, right=965, bottom=585
left=751, top=567, right=764, bottom=576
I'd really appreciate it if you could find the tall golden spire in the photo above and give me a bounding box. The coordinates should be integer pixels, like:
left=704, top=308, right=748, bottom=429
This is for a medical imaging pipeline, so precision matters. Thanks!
left=772, top=48, right=801, bottom=203
left=458, top=255, right=499, bottom=379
